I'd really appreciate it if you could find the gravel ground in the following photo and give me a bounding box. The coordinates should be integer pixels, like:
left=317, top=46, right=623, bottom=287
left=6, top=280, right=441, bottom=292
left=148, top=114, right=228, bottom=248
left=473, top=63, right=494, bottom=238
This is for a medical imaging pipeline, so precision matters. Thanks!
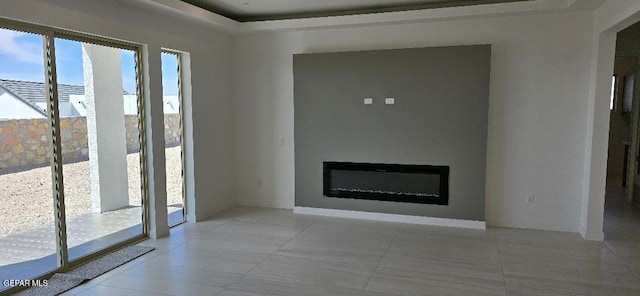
left=0, top=146, right=184, bottom=237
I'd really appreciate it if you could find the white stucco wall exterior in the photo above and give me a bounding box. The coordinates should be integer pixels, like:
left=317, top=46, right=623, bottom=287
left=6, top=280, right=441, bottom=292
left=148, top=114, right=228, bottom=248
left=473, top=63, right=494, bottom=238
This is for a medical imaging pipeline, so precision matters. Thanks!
left=0, top=92, right=45, bottom=119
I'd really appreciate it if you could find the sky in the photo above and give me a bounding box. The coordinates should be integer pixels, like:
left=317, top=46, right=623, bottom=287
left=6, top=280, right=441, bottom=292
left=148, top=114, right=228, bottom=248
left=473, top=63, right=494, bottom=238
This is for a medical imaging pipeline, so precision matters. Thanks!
left=0, top=28, right=178, bottom=95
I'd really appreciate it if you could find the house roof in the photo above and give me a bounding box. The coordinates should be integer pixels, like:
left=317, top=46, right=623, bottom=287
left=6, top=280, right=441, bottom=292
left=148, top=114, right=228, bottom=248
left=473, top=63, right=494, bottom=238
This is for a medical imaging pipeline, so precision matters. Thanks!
left=0, top=79, right=85, bottom=116
left=0, top=79, right=84, bottom=103
left=0, top=79, right=131, bottom=116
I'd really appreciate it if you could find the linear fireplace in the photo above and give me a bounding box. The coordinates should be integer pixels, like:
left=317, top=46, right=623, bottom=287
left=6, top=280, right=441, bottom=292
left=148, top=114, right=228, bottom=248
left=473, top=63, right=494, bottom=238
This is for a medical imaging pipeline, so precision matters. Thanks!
left=323, top=162, right=449, bottom=205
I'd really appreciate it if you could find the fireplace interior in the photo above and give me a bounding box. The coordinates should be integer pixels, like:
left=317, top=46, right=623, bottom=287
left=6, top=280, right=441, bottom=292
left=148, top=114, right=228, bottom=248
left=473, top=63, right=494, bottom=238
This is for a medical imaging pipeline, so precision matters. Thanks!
left=323, top=162, right=449, bottom=205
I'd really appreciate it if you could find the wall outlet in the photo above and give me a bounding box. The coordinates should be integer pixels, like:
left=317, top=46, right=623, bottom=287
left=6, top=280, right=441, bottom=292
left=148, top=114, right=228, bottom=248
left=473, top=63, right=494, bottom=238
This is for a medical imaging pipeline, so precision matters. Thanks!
left=364, top=98, right=373, bottom=104
left=385, top=98, right=395, bottom=104
left=527, top=195, right=535, bottom=204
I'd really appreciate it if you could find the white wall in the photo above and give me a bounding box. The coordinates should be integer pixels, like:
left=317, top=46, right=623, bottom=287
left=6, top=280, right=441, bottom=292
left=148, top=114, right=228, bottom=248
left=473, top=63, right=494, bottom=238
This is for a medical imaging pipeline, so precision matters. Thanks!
left=0, top=0, right=235, bottom=236
left=232, top=10, right=595, bottom=233
left=0, top=93, right=45, bottom=119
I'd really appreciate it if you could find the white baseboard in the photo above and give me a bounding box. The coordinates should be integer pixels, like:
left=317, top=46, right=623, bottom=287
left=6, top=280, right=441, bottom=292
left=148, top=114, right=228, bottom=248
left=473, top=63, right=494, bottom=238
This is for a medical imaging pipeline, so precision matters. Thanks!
left=293, top=206, right=486, bottom=230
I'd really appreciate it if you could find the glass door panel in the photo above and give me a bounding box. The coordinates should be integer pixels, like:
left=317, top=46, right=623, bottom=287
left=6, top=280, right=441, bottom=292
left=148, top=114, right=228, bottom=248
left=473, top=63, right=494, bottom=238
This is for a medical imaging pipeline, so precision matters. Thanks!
left=0, top=28, right=58, bottom=291
left=54, top=38, right=143, bottom=261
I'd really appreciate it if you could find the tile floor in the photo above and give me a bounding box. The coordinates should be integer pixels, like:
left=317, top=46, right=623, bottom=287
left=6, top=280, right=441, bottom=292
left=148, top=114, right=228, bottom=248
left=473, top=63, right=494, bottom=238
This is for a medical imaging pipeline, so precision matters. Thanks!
left=48, top=198, right=640, bottom=296
left=0, top=206, right=183, bottom=288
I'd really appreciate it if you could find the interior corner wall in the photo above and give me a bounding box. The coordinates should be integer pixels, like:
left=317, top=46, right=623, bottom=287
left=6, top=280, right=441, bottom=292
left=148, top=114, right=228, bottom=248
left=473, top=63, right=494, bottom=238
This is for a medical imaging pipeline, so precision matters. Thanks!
left=0, top=0, right=235, bottom=222
left=232, top=10, right=595, bottom=233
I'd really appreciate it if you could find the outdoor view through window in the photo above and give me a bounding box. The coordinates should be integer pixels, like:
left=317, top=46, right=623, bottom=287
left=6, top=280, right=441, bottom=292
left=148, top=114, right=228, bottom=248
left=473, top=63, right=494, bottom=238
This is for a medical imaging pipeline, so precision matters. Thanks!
left=0, top=27, right=58, bottom=286
left=0, top=26, right=182, bottom=291
left=162, top=51, right=186, bottom=227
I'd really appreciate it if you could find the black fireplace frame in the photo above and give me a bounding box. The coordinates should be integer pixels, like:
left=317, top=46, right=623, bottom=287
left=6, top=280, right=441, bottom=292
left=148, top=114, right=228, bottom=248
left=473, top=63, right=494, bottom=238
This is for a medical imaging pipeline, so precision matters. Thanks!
left=323, top=161, right=449, bottom=205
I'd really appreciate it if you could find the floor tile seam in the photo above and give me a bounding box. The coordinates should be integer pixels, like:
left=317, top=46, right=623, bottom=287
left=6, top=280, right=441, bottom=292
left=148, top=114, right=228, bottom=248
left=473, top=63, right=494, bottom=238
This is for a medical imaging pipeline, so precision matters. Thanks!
left=602, top=238, right=638, bottom=276
left=494, top=238, right=510, bottom=295
left=225, top=219, right=371, bottom=293
left=128, top=250, right=166, bottom=265
left=195, top=218, right=232, bottom=234
left=163, top=218, right=231, bottom=248
left=202, top=223, right=305, bottom=242
left=391, top=237, right=498, bottom=248
left=97, top=282, right=177, bottom=296
left=219, top=256, right=292, bottom=293
left=384, top=246, right=502, bottom=265
left=116, top=269, right=245, bottom=290
left=219, top=233, right=300, bottom=291
left=123, top=260, right=247, bottom=279
left=365, top=259, right=505, bottom=276
left=83, top=261, right=147, bottom=285
left=189, top=219, right=233, bottom=239
left=274, top=241, right=388, bottom=255
left=133, top=260, right=219, bottom=273
left=228, top=271, right=369, bottom=292
left=267, top=250, right=385, bottom=270
left=381, top=253, right=502, bottom=272
left=362, top=226, right=399, bottom=293
left=367, top=263, right=507, bottom=286
left=271, top=218, right=317, bottom=252
left=144, top=232, right=192, bottom=250
left=61, top=282, right=98, bottom=295
left=145, top=240, right=189, bottom=255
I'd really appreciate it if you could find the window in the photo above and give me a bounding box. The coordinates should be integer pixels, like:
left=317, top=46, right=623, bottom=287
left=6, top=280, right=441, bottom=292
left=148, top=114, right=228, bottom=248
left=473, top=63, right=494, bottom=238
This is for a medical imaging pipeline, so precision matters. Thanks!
left=161, top=51, right=186, bottom=227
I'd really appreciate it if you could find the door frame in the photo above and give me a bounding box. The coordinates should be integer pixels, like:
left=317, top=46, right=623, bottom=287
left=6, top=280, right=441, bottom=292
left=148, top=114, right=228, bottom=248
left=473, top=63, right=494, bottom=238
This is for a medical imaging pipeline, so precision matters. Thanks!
left=584, top=7, right=640, bottom=241
left=626, top=58, right=640, bottom=204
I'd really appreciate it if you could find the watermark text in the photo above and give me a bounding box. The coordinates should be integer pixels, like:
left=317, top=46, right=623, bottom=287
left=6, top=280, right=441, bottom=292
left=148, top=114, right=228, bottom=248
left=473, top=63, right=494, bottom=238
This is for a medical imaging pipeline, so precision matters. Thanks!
left=3, top=279, right=48, bottom=287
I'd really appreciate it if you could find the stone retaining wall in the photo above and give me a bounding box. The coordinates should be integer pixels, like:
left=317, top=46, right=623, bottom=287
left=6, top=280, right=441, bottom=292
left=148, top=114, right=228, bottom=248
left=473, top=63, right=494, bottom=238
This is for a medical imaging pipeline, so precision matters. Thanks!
left=0, top=114, right=181, bottom=170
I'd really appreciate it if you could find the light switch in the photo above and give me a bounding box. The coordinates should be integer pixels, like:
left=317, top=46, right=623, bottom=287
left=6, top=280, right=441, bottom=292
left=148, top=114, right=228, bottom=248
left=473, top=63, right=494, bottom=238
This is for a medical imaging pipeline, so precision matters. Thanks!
left=364, top=98, right=373, bottom=105
left=385, top=98, right=395, bottom=105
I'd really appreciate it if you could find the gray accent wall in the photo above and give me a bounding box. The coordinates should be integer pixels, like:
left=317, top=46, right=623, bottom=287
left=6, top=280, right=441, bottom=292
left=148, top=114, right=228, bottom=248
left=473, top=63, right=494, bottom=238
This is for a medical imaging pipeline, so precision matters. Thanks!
left=293, top=45, right=491, bottom=221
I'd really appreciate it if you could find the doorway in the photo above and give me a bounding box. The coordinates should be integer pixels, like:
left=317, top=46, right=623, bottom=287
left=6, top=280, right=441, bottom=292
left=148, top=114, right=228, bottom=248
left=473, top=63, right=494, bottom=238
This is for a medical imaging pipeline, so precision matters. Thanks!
left=603, top=19, right=640, bottom=276
left=606, top=56, right=635, bottom=196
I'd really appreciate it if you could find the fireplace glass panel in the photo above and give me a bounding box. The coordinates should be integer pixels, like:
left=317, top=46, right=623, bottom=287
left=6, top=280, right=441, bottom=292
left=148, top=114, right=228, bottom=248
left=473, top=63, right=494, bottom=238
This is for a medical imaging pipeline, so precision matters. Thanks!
left=323, top=162, right=449, bottom=205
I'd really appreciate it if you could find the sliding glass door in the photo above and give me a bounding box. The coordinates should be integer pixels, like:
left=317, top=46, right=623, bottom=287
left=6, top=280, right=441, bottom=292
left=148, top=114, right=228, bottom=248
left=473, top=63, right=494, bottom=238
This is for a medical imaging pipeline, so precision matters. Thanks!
left=54, top=37, right=145, bottom=261
left=0, top=23, right=147, bottom=293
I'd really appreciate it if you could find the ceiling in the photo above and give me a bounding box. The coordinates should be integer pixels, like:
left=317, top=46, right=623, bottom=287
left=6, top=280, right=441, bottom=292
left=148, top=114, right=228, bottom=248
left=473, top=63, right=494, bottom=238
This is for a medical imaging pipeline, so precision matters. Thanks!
left=179, top=0, right=532, bottom=22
